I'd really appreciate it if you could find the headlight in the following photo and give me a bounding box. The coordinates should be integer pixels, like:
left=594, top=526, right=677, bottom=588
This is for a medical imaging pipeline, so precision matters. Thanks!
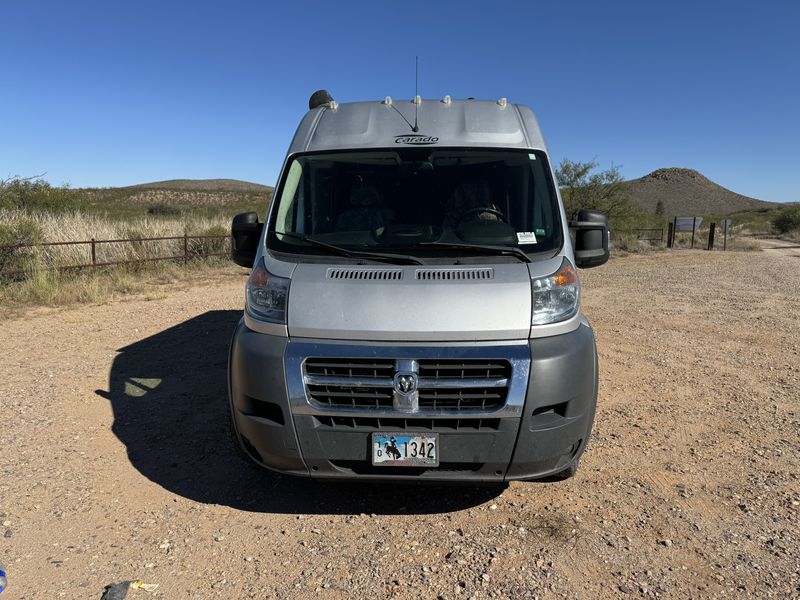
left=531, top=258, right=580, bottom=325
left=246, top=257, right=289, bottom=323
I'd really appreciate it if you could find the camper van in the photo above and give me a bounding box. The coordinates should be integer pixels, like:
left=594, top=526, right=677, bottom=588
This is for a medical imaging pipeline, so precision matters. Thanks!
left=227, top=91, right=608, bottom=482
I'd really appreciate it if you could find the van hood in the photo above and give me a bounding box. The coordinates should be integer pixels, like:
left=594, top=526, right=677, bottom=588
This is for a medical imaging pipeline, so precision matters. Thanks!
left=286, top=263, right=532, bottom=342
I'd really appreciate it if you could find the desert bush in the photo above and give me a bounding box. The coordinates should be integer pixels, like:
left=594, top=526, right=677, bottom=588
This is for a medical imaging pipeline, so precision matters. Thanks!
left=0, top=213, right=44, bottom=280
left=0, top=177, right=83, bottom=212
left=187, top=224, right=228, bottom=258
left=610, top=231, right=656, bottom=254
left=147, top=203, right=182, bottom=216
left=772, top=204, right=800, bottom=234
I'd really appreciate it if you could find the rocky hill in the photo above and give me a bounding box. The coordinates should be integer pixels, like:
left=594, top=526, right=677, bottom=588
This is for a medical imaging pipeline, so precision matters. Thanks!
left=127, top=178, right=272, bottom=193
left=626, top=168, right=775, bottom=216
left=76, top=179, right=272, bottom=217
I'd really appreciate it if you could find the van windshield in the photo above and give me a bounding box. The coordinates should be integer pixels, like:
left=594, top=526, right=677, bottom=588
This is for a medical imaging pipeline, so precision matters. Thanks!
left=268, top=148, right=563, bottom=260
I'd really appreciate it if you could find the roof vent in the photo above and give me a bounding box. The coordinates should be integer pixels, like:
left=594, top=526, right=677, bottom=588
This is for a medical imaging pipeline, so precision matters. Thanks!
left=383, top=96, right=393, bottom=106
left=413, top=95, right=421, bottom=105
left=497, top=97, right=508, bottom=107
left=441, top=95, right=451, bottom=105
left=309, top=89, right=335, bottom=110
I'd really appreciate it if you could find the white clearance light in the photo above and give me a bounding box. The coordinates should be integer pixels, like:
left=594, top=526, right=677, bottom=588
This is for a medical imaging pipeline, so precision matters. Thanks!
left=383, top=96, right=393, bottom=106
left=497, top=97, right=508, bottom=107
left=442, top=95, right=452, bottom=105
left=329, top=101, right=338, bottom=111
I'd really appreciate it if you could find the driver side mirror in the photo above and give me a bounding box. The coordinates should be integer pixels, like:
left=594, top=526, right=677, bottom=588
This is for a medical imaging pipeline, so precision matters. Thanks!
left=570, top=209, right=609, bottom=269
left=231, top=212, right=263, bottom=268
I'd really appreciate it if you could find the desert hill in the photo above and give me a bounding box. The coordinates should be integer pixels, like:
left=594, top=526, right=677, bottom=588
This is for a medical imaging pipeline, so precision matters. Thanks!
left=126, top=178, right=272, bottom=193
left=626, top=168, right=775, bottom=216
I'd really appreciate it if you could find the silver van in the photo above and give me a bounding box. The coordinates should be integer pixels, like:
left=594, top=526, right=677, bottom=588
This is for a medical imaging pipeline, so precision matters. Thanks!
left=227, top=91, right=609, bottom=482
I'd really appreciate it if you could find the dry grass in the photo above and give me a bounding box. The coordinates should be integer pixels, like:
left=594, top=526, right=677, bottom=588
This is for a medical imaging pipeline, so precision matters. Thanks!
left=1, top=209, right=230, bottom=271
left=0, top=208, right=237, bottom=311
left=0, top=259, right=243, bottom=316
left=610, top=231, right=664, bottom=255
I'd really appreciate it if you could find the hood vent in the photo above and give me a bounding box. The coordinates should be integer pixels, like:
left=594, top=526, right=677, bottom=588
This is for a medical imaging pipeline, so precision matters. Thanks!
left=416, top=268, right=494, bottom=281
left=327, top=268, right=403, bottom=281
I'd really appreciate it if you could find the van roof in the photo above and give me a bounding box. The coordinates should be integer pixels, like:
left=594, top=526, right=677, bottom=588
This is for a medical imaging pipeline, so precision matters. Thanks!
left=287, top=99, right=548, bottom=155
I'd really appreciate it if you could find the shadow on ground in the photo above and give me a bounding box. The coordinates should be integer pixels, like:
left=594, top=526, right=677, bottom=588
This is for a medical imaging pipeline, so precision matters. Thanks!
left=96, top=311, right=502, bottom=514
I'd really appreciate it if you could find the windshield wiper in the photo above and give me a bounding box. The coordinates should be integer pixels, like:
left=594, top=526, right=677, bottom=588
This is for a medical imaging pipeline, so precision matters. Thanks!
left=418, top=241, right=532, bottom=263
left=273, top=231, right=425, bottom=265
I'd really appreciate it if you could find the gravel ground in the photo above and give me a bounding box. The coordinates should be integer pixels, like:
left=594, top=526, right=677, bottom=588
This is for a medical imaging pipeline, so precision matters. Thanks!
left=1, top=250, right=798, bottom=599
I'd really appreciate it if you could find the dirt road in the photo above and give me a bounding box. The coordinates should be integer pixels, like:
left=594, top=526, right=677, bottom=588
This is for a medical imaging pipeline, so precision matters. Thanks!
left=1, top=251, right=798, bottom=599
left=757, top=238, right=800, bottom=258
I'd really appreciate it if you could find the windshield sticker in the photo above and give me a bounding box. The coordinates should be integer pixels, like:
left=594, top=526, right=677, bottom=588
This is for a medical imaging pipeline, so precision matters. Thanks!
left=528, top=153, right=537, bottom=160
left=395, top=134, right=439, bottom=145
left=535, top=228, right=546, bottom=236
left=517, top=231, right=538, bottom=244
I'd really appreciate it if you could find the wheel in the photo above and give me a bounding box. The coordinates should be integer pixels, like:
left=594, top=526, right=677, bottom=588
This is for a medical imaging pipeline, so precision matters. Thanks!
left=552, top=460, right=579, bottom=480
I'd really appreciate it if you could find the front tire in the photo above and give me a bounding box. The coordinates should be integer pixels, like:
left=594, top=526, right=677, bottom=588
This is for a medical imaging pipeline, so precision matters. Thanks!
left=552, top=460, right=578, bottom=480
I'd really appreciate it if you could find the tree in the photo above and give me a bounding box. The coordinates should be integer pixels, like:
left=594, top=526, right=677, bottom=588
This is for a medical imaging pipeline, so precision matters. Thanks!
left=0, top=175, right=81, bottom=212
left=655, top=200, right=665, bottom=216
left=555, top=159, right=640, bottom=225
left=772, top=204, right=800, bottom=234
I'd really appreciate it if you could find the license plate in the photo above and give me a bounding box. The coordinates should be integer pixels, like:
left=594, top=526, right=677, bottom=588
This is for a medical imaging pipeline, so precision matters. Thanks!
left=371, top=433, right=439, bottom=467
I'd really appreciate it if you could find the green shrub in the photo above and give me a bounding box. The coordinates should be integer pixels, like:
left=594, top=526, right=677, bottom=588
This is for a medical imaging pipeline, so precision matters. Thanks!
left=772, top=205, right=800, bottom=234
left=0, top=217, right=44, bottom=280
left=0, top=177, right=83, bottom=212
left=187, top=224, right=228, bottom=258
left=147, top=203, right=182, bottom=216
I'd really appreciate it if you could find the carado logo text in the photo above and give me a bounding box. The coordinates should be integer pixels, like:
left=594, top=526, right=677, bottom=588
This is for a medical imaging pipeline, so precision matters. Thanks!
left=395, top=134, right=439, bottom=145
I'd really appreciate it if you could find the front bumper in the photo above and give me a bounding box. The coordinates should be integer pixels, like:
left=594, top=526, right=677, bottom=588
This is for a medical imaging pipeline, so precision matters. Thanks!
left=228, top=320, right=598, bottom=482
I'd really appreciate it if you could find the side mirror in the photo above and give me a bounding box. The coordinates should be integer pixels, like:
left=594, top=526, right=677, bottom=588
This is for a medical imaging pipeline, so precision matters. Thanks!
left=231, top=212, right=263, bottom=268
left=570, top=209, right=609, bottom=268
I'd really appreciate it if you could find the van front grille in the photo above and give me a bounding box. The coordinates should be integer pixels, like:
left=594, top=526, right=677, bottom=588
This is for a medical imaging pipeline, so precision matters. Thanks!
left=303, top=358, right=511, bottom=412
left=313, top=416, right=501, bottom=431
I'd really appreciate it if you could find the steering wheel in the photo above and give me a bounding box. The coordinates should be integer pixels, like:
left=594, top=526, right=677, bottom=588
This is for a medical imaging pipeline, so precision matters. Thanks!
left=456, top=206, right=508, bottom=225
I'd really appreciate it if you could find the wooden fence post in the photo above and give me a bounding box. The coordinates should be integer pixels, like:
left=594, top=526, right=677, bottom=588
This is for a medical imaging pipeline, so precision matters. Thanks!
left=183, top=233, right=188, bottom=264
left=691, top=216, right=697, bottom=249
left=707, top=222, right=716, bottom=250
left=91, top=238, right=96, bottom=267
left=667, top=222, right=674, bottom=248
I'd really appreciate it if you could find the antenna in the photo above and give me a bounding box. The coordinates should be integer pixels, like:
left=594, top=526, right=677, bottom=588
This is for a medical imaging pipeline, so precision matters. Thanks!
left=413, top=56, right=419, bottom=132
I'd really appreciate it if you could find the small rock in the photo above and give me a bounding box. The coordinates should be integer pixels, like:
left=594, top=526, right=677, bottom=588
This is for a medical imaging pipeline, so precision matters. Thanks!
left=659, top=539, right=673, bottom=547
left=4, top=529, right=11, bottom=538
left=619, top=584, right=632, bottom=594
left=489, top=504, right=497, bottom=511
left=245, top=556, right=253, bottom=562
left=1, top=520, right=10, bottom=527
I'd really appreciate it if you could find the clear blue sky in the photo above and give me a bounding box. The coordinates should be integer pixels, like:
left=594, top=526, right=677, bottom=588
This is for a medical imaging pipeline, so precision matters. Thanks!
left=2, top=1, right=798, bottom=201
